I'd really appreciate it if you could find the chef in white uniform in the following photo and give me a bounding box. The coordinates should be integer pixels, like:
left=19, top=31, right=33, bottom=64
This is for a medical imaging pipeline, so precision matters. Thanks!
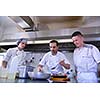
left=2, top=38, right=27, bottom=73
left=71, top=31, right=100, bottom=83
left=37, top=40, right=70, bottom=74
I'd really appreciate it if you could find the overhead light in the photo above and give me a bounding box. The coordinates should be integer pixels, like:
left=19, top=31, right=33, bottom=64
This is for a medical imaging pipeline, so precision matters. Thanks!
left=17, top=21, right=31, bottom=28
left=0, top=42, right=16, bottom=46
left=34, top=39, right=72, bottom=44
left=34, top=40, right=51, bottom=44
left=58, top=39, right=72, bottom=43
left=9, top=16, right=33, bottom=29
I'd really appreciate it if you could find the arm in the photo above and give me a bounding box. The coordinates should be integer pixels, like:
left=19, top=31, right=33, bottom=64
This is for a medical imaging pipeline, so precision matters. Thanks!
left=92, top=45, right=100, bottom=63
left=37, top=53, right=48, bottom=71
left=59, top=60, right=70, bottom=69
left=2, top=48, right=12, bottom=68
left=59, top=53, right=70, bottom=69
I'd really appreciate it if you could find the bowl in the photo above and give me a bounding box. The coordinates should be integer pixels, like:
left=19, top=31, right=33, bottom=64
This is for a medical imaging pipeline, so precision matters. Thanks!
left=28, top=72, right=34, bottom=79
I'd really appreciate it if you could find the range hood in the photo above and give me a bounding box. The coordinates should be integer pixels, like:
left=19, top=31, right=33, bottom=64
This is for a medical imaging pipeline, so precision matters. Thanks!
left=9, top=16, right=34, bottom=31
left=0, top=16, right=100, bottom=46
left=0, top=26, right=100, bottom=46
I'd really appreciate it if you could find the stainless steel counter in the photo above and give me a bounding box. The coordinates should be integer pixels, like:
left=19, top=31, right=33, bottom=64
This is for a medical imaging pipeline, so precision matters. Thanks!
left=0, top=78, right=49, bottom=83
left=0, top=75, right=76, bottom=83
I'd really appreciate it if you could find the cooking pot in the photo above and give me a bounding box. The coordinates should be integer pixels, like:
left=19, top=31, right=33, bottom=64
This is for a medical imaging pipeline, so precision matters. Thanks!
left=28, top=71, right=51, bottom=80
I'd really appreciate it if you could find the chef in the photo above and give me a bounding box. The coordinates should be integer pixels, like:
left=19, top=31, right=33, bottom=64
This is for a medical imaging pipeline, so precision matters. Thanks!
left=71, top=31, right=100, bottom=83
left=37, top=40, right=70, bottom=75
left=2, top=38, right=27, bottom=73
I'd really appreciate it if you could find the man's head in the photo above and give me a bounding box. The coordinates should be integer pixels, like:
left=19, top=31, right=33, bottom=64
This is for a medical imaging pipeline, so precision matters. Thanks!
left=17, top=38, right=27, bottom=50
left=71, top=31, right=84, bottom=48
left=49, top=40, right=59, bottom=55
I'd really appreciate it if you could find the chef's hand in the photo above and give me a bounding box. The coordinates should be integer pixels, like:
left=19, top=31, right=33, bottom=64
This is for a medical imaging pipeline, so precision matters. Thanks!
left=59, top=60, right=70, bottom=69
left=37, top=65, right=43, bottom=72
left=59, top=60, right=65, bottom=66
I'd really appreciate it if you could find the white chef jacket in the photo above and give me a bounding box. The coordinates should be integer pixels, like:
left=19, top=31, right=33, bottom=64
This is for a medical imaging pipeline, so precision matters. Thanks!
left=39, top=51, right=70, bottom=74
left=73, top=44, right=100, bottom=83
left=3, top=47, right=26, bottom=73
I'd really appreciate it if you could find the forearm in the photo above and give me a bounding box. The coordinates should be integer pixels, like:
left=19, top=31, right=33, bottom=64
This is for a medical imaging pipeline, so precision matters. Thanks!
left=62, top=63, right=70, bottom=69
left=59, top=60, right=70, bottom=69
left=59, top=59, right=70, bottom=69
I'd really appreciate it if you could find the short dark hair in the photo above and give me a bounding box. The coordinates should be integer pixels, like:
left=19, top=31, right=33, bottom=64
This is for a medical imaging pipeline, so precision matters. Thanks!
left=49, top=40, right=59, bottom=46
left=71, top=31, right=83, bottom=38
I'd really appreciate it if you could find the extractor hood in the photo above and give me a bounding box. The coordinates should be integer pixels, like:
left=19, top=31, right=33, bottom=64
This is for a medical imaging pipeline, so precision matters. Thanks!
left=1, top=16, right=100, bottom=46
left=0, top=26, right=100, bottom=46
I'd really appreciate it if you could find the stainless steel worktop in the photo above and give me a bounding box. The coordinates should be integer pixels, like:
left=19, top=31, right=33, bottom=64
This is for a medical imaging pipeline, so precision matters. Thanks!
left=0, top=77, right=76, bottom=83
left=0, top=78, right=49, bottom=83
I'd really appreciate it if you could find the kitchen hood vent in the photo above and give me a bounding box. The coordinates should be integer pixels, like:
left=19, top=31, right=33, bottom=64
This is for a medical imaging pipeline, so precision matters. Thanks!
left=8, top=16, right=35, bottom=32
left=1, top=26, right=100, bottom=46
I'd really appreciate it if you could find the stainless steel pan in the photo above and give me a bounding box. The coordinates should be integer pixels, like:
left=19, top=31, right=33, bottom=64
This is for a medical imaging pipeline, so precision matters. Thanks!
left=28, top=71, right=51, bottom=80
